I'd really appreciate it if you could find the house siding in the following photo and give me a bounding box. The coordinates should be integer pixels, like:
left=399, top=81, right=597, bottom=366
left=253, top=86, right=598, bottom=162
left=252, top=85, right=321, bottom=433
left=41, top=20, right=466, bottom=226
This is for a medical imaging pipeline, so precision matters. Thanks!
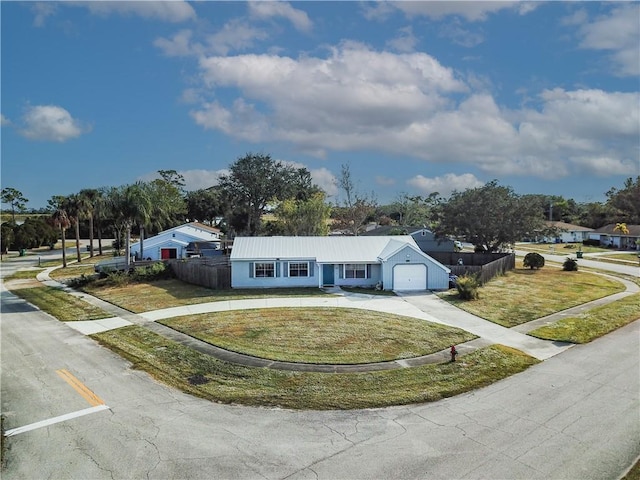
left=130, top=223, right=221, bottom=261
left=230, top=236, right=450, bottom=291
left=333, top=263, right=382, bottom=289
left=383, top=245, right=449, bottom=290
left=231, top=260, right=318, bottom=289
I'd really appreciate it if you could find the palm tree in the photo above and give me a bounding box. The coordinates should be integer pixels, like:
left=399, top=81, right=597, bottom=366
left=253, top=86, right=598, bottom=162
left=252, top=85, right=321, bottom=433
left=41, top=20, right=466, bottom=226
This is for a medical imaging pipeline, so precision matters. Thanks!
left=62, top=195, right=83, bottom=263
left=107, top=183, right=153, bottom=266
left=50, top=207, right=71, bottom=268
left=78, top=189, right=99, bottom=257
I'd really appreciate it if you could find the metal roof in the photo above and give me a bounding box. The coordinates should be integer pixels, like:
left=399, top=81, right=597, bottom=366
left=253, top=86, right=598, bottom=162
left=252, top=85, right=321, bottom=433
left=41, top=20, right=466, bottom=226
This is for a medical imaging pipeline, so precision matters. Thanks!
left=230, top=236, right=422, bottom=263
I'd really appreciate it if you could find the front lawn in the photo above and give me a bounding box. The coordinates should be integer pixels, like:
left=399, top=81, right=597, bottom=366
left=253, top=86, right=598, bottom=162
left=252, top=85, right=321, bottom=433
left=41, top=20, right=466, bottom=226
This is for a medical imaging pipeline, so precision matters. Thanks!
left=160, top=307, right=476, bottom=364
left=528, top=293, right=640, bottom=343
left=93, top=326, right=538, bottom=410
left=440, top=267, right=625, bottom=327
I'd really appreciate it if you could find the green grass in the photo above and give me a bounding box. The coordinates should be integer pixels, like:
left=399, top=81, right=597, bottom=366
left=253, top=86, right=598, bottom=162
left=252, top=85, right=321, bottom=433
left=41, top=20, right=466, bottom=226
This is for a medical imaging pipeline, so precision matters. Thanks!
left=10, top=286, right=111, bottom=321
left=83, top=279, right=335, bottom=313
left=528, top=293, right=640, bottom=343
left=3, top=269, right=42, bottom=280
left=92, top=326, right=538, bottom=410
left=440, top=266, right=625, bottom=327
left=160, top=307, right=476, bottom=364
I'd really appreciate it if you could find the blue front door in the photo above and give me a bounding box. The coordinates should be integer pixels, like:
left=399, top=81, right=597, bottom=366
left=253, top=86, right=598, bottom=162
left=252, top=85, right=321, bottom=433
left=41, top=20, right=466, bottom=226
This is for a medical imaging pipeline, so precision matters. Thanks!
left=322, top=264, right=334, bottom=286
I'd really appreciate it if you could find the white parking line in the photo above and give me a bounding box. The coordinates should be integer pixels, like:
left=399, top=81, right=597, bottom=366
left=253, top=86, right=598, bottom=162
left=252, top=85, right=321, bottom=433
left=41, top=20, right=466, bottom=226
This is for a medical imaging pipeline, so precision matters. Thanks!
left=5, top=405, right=110, bottom=437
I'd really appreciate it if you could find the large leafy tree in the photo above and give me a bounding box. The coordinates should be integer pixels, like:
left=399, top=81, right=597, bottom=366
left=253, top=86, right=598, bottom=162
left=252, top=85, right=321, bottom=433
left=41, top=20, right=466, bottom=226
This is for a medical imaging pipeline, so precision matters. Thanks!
left=147, top=175, right=187, bottom=231
left=435, top=180, right=545, bottom=252
left=219, top=153, right=314, bottom=236
left=1, top=188, right=28, bottom=223
left=1, top=223, right=14, bottom=257
left=390, top=192, right=441, bottom=227
left=186, top=188, right=224, bottom=226
left=274, top=191, right=332, bottom=236
left=606, top=176, right=640, bottom=225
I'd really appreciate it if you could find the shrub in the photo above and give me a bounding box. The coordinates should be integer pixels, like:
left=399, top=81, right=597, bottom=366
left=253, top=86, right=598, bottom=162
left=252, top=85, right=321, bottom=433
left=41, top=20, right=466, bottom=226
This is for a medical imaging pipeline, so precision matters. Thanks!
left=523, top=252, right=545, bottom=269
left=131, top=261, right=174, bottom=281
left=563, top=258, right=578, bottom=271
left=456, top=274, right=480, bottom=300
left=66, top=274, right=96, bottom=289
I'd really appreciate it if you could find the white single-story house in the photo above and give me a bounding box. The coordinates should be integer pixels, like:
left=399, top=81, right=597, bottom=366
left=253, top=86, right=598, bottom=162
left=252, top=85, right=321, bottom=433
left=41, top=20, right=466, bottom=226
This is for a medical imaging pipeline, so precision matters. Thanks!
left=230, top=236, right=451, bottom=291
left=130, top=222, right=222, bottom=261
left=538, top=221, right=594, bottom=243
left=588, top=224, right=640, bottom=250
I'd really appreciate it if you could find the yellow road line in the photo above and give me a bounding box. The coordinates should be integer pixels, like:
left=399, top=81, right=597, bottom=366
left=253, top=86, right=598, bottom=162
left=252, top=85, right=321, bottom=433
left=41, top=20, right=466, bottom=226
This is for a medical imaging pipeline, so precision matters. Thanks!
left=56, top=369, right=105, bottom=407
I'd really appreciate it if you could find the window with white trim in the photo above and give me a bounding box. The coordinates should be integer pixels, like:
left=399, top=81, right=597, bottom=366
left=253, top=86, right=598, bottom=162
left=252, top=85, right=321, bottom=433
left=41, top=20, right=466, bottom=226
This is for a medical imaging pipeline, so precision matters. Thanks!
left=254, top=262, right=275, bottom=278
left=289, top=262, right=309, bottom=277
left=344, top=263, right=367, bottom=279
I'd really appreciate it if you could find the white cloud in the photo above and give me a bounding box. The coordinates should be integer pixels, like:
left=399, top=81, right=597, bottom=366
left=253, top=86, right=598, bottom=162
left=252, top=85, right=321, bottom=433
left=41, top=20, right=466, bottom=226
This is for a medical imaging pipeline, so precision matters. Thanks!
left=154, top=29, right=201, bottom=57
left=248, top=1, right=312, bottom=32
left=376, top=176, right=396, bottom=187
left=31, top=2, right=57, bottom=27
left=438, top=19, right=484, bottom=47
left=187, top=43, right=638, bottom=182
left=74, top=0, right=196, bottom=23
left=205, top=19, right=269, bottom=55
left=0, top=114, right=11, bottom=126
left=574, top=4, right=640, bottom=77
left=386, top=26, right=418, bottom=53
left=155, top=21, right=269, bottom=57
left=407, top=173, right=484, bottom=198
left=312, top=167, right=339, bottom=198
left=19, top=105, right=88, bottom=142
left=391, top=1, right=526, bottom=22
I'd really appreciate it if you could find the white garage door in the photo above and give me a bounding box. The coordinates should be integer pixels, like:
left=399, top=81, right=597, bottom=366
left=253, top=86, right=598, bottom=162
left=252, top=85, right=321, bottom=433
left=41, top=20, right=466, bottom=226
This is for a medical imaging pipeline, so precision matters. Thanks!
left=393, top=264, right=427, bottom=290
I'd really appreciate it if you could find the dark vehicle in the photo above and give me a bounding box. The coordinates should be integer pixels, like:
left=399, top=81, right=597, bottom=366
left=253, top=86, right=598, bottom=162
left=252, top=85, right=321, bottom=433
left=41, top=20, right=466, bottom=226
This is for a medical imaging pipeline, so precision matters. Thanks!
left=448, top=274, right=458, bottom=289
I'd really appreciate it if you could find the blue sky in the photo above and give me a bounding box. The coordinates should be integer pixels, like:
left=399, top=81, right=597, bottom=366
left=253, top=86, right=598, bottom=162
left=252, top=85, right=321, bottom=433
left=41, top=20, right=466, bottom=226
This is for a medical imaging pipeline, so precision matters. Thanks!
left=2, top=1, right=639, bottom=210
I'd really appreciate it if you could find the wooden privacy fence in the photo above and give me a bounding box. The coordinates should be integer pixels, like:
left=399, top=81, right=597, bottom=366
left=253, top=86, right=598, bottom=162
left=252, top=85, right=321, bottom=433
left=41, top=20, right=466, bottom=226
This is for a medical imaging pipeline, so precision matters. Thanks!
left=168, top=257, right=231, bottom=290
left=426, top=252, right=515, bottom=285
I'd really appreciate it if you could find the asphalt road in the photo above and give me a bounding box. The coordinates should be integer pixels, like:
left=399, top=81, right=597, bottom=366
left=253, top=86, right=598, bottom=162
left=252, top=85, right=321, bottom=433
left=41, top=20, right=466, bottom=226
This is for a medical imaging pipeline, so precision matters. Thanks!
left=1, top=253, right=639, bottom=479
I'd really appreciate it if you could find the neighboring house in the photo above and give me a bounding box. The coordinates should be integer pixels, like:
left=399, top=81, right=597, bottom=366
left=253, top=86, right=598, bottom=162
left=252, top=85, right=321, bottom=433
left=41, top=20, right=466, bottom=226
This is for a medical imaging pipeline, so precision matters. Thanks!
left=538, top=221, right=593, bottom=243
left=361, top=226, right=455, bottom=252
left=230, top=236, right=451, bottom=291
left=588, top=224, right=640, bottom=250
left=130, top=222, right=222, bottom=260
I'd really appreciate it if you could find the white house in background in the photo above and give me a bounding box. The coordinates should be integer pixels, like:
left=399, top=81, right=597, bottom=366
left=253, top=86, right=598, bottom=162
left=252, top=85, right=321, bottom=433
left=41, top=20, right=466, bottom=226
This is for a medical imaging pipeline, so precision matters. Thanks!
left=230, top=236, right=451, bottom=291
left=589, top=224, right=640, bottom=250
left=539, top=221, right=593, bottom=243
left=130, top=222, right=222, bottom=261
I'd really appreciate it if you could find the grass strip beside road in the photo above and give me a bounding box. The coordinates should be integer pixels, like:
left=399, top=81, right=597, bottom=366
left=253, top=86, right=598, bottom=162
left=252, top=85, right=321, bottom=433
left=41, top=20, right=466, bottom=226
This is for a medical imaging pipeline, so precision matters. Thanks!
left=92, top=325, right=538, bottom=410
left=440, top=267, right=625, bottom=327
left=10, top=286, right=111, bottom=321
left=528, top=293, right=640, bottom=343
left=159, top=307, right=476, bottom=364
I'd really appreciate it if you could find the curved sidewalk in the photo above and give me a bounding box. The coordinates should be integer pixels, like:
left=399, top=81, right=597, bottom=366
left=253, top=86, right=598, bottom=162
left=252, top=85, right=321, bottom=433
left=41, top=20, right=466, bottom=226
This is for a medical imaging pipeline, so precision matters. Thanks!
left=35, top=267, right=637, bottom=371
